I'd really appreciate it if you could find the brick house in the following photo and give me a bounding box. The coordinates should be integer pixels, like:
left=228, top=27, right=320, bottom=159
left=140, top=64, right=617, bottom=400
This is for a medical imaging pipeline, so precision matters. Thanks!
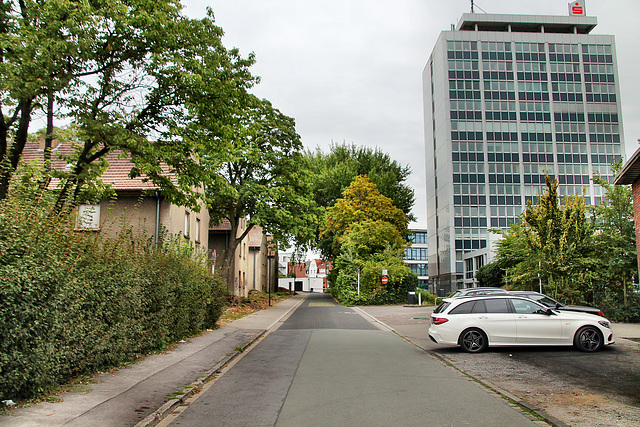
left=21, top=140, right=208, bottom=250
left=613, top=146, right=640, bottom=273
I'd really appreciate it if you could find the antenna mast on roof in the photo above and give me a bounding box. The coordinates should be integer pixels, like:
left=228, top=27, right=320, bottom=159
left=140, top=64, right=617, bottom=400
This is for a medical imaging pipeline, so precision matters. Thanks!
left=470, top=0, right=488, bottom=13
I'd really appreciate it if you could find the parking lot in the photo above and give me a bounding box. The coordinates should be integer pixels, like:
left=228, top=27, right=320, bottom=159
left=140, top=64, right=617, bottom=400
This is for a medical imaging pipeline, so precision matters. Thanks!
left=358, top=304, right=640, bottom=426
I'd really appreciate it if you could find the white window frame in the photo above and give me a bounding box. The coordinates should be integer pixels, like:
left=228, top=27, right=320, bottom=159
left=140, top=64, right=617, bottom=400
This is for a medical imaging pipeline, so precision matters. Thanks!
left=184, top=211, right=190, bottom=238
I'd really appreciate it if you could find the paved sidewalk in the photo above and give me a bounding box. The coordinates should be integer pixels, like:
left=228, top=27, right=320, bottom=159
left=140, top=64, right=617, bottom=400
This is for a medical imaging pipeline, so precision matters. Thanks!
left=0, top=294, right=307, bottom=427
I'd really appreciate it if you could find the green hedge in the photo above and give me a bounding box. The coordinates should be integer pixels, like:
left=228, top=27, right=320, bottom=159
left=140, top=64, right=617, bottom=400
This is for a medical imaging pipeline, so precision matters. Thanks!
left=0, top=177, right=226, bottom=401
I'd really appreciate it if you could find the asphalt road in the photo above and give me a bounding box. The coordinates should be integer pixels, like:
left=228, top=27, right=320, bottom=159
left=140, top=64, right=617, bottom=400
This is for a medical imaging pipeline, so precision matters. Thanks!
left=162, top=294, right=538, bottom=426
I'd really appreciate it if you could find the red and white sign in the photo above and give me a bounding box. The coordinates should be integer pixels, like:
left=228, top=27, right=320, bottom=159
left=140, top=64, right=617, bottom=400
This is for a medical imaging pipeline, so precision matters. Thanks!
left=569, top=1, right=586, bottom=16
left=382, top=276, right=389, bottom=284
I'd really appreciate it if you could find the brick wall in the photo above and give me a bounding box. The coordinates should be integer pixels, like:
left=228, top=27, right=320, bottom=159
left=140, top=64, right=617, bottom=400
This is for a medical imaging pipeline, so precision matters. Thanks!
left=633, top=181, right=640, bottom=274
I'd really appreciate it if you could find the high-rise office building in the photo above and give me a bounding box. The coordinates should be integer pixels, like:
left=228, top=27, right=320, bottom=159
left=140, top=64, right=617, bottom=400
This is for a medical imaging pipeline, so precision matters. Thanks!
left=423, top=10, right=624, bottom=296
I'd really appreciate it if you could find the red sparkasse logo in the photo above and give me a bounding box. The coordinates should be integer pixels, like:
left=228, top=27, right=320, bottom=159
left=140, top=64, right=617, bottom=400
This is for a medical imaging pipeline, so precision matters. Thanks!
left=569, top=1, right=586, bottom=15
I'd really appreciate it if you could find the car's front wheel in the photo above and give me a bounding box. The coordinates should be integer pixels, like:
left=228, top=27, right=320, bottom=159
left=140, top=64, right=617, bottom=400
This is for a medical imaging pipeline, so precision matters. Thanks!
left=574, top=325, right=604, bottom=352
left=459, top=328, right=488, bottom=353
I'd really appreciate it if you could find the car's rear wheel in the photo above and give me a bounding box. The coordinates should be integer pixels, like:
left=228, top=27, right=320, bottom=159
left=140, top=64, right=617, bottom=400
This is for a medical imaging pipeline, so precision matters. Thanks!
left=459, top=328, right=488, bottom=353
left=574, top=326, right=603, bottom=352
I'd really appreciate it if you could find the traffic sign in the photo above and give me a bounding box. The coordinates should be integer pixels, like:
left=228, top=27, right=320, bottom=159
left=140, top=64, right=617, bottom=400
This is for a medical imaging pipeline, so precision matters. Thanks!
left=382, top=276, right=388, bottom=284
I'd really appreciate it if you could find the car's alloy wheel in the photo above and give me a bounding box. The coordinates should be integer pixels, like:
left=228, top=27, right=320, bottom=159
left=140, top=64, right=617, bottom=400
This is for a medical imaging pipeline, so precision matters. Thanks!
left=460, top=328, right=488, bottom=353
left=574, top=326, right=603, bottom=352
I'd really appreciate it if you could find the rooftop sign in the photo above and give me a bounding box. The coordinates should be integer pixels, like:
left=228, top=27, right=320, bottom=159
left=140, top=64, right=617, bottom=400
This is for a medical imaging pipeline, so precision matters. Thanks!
left=569, top=1, right=586, bottom=16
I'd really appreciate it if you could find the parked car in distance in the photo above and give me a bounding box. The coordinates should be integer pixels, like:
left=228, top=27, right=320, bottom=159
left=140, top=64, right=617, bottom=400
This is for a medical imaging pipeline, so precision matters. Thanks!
left=429, top=295, right=614, bottom=353
left=508, top=291, right=604, bottom=317
left=448, top=287, right=507, bottom=298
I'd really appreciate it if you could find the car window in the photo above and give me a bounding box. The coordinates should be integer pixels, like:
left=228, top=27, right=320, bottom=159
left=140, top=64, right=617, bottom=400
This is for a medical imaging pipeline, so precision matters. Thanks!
left=484, top=298, right=510, bottom=313
left=471, top=300, right=486, bottom=313
left=528, top=295, right=558, bottom=307
left=434, top=301, right=451, bottom=314
left=449, top=301, right=474, bottom=314
left=511, top=298, right=545, bottom=314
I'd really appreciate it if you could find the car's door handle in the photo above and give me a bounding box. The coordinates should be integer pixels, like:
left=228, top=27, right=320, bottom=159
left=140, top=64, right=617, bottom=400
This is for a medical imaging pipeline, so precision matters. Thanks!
left=517, top=316, right=528, bottom=319
left=478, top=316, right=488, bottom=319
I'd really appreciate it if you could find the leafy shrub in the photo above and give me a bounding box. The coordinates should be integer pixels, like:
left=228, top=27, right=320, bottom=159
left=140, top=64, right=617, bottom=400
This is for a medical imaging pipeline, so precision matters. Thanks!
left=330, top=253, right=417, bottom=306
left=0, top=170, right=226, bottom=401
left=598, top=291, right=640, bottom=323
left=416, top=290, right=436, bottom=305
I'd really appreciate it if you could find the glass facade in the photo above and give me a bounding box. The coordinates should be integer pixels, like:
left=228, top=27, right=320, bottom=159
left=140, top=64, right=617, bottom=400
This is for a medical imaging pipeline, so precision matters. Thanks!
left=425, top=13, right=624, bottom=294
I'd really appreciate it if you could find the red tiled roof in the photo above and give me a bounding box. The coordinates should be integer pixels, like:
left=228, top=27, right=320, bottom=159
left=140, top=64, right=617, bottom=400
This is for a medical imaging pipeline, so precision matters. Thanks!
left=21, top=141, right=170, bottom=191
left=209, top=219, right=232, bottom=231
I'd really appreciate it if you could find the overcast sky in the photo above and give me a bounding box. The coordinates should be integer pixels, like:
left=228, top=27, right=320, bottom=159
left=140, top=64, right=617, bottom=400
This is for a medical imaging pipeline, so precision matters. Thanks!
left=182, top=0, right=640, bottom=227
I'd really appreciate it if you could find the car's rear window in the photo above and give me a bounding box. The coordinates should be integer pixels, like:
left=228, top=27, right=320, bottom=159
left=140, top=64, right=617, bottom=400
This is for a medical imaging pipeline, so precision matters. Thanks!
left=528, top=294, right=558, bottom=307
left=449, top=301, right=474, bottom=314
left=434, top=301, right=451, bottom=314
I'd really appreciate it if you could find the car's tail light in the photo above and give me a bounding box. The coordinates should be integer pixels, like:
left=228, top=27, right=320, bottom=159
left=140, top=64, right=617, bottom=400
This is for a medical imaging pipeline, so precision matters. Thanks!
left=432, top=317, right=449, bottom=325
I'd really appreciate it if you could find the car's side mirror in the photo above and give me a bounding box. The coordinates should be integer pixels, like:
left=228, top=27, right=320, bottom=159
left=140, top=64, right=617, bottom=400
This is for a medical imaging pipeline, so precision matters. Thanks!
left=536, top=308, right=554, bottom=315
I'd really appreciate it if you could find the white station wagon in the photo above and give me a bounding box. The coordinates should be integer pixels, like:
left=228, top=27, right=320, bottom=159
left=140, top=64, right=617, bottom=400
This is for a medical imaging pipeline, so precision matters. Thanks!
left=428, top=295, right=614, bottom=353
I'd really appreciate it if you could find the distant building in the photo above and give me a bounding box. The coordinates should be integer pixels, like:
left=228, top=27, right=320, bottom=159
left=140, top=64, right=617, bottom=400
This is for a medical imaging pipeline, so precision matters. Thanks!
left=423, top=11, right=625, bottom=296
left=208, top=220, right=277, bottom=297
left=278, top=252, right=293, bottom=276
left=308, top=259, right=331, bottom=290
left=405, top=229, right=429, bottom=291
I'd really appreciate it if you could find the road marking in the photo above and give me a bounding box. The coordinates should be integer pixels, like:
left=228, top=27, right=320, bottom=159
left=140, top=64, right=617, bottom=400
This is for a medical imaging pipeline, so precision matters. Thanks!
left=309, top=302, right=335, bottom=307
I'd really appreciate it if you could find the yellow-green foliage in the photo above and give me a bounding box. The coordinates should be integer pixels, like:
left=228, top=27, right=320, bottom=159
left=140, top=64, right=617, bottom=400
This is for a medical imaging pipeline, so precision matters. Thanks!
left=322, top=175, right=408, bottom=240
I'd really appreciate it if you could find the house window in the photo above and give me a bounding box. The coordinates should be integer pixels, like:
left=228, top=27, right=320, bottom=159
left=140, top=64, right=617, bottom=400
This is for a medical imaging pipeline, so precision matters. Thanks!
left=76, top=204, right=100, bottom=230
left=195, top=218, right=201, bottom=244
left=184, top=211, right=190, bottom=238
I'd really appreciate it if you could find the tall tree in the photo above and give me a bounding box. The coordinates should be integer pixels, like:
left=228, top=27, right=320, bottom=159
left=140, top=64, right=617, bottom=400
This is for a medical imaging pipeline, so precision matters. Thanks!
left=323, top=177, right=414, bottom=305
left=1, top=1, right=255, bottom=210
left=321, top=175, right=408, bottom=260
left=308, top=144, right=414, bottom=258
left=196, top=94, right=318, bottom=287
left=590, top=160, right=637, bottom=304
left=308, top=143, right=415, bottom=218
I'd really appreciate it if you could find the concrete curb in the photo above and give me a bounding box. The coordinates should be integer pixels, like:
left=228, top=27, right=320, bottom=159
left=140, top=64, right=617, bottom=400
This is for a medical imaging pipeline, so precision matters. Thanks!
left=136, top=294, right=308, bottom=427
left=356, top=307, right=567, bottom=427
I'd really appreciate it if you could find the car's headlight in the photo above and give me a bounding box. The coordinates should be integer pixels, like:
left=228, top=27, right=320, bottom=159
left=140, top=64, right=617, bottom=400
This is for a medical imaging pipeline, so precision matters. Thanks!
left=598, top=320, right=610, bottom=329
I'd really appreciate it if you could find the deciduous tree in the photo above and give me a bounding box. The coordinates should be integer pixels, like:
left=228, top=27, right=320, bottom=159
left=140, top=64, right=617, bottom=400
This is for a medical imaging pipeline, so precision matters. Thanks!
left=1, top=1, right=255, bottom=211
left=321, top=175, right=408, bottom=260
left=196, top=95, right=319, bottom=287
left=590, top=160, right=637, bottom=305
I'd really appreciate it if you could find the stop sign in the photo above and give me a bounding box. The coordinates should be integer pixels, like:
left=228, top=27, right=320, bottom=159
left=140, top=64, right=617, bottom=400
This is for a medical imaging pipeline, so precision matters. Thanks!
left=381, top=276, right=388, bottom=284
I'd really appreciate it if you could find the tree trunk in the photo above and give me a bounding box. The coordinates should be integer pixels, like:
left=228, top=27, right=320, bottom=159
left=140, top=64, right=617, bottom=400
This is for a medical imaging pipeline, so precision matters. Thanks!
left=221, top=214, right=254, bottom=296
left=0, top=100, right=33, bottom=200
